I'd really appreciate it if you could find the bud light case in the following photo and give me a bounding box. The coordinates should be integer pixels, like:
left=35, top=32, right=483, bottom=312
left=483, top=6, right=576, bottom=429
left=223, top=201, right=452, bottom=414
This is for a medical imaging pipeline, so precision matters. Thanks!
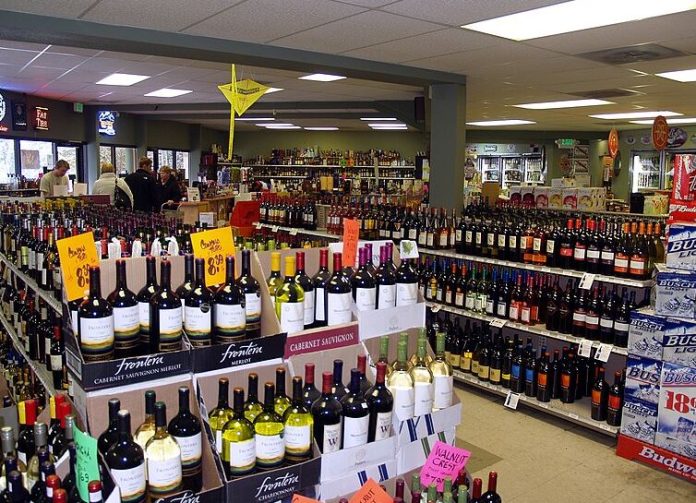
left=655, top=363, right=696, bottom=458
left=620, top=397, right=658, bottom=444
left=666, top=223, right=696, bottom=272
left=625, top=356, right=662, bottom=406
left=629, top=308, right=669, bottom=360
left=655, top=269, right=696, bottom=320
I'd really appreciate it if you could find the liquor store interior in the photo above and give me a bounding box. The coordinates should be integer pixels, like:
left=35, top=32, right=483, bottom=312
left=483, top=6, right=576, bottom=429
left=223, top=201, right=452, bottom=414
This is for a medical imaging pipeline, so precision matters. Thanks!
left=1, top=1, right=696, bottom=503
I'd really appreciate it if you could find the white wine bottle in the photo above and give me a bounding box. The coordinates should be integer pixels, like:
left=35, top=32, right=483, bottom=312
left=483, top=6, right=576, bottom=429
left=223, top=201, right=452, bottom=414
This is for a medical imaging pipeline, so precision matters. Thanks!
left=410, top=336, right=434, bottom=416
left=134, top=391, right=156, bottom=453
left=221, top=387, right=255, bottom=478
left=386, top=338, right=414, bottom=420
left=145, top=402, right=182, bottom=500
left=430, top=332, right=454, bottom=410
left=267, top=252, right=282, bottom=308
left=209, top=378, right=233, bottom=452
left=253, top=383, right=285, bottom=470
left=283, top=376, right=313, bottom=463
left=275, top=255, right=305, bottom=335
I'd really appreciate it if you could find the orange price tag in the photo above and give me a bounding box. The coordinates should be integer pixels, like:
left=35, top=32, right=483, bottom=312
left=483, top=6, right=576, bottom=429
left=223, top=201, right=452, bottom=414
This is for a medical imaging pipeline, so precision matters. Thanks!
left=56, top=231, right=100, bottom=301
left=349, top=478, right=392, bottom=503
left=342, top=218, right=360, bottom=268
left=190, top=226, right=236, bottom=286
left=291, top=495, right=320, bottom=503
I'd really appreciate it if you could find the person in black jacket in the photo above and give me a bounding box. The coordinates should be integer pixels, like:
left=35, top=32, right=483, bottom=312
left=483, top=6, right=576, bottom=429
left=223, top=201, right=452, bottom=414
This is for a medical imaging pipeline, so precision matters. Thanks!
left=125, top=156, right=160, bottom=212
left=157, top=166, right=182, bottom=209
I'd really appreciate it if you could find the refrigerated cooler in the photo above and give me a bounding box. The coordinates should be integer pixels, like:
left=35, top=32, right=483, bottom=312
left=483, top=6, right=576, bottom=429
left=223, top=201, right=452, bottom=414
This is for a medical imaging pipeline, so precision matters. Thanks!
left=630, top=149, right=692, bottom=192
left=474, top=144, right=545, bottom=189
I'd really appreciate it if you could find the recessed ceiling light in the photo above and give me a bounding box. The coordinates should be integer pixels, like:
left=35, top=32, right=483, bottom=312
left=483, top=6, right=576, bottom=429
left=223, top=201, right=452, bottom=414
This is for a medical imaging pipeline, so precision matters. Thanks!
left=263, top=124, right=301, bottom=129
left=259, top=123, right=294, bottom=127
left=96, top=73, right=150, bottom=86
left=655, top=69, right=696, bottom=82
left=630, top=117, right=696, bottom=124
left=461, top=0, right=696, bottom=41
left=466, top=120, right=535, bottom=126
left=265, top=87, right=284, bottom=94
left=144, top=88, right=192, bottom=98
left=235, top=117, right=275, bottom=121
left=370, top=125, right=408, bottom=130
left=368, top=123, right=406, bottom=127
left=590, top=110, right=682, bottom=119
left=513, top=99, right=614, bottom=110
left=304, top=127, right=339, bottom=131
left=299, top=73, right=346, bottom=82
left=360, top=117, right=398, bottom=121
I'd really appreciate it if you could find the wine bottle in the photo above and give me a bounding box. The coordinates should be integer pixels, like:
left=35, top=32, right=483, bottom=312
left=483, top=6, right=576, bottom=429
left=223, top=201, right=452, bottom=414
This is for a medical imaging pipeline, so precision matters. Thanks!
left=387, top=339, right=415, bottom=420
left=4, top=471, right=28, bottom=503
left=365, top=362, right=393, bottom=442
left=302, top=364, right=321, bottom=410
left=274, top=367, right=291, bottom=417
left=17, top=400, right=37, bottom=466
left=244, top=373, right=264, bottom=423
left=295, top=252, right=315, bottom=329
left=275, top=255, right=305, bottom=335
left=209, top=378, right=233, bottom=452
left=49, top=327, right=64, bottom=391
left=97, top=399, right=120, bottom=456
left=176, top=254, right=195, bottom=322
left=375, top=246, right=396, bottom=309
left=395, top=257, right=418, bottom=307
left=51, top=413, right=74, bottom=460
left=78, top=266, right=114, bottom=361
left=356, top=354, right=372, bottom=395
left=137, top=256, right=158, bottom=352
left=591, top=367, right=608, bottom=421
left=606, top=371, right=623, bottom=426
left=332, top=359, right=348, bottom=400
left=352, top=247, right=376, bottom=312
left=0, top=427, right=26, bottom=476
left=184, top=258, right=213, bottom=347
left=105, top=410, right=146, bottom=503
left=283, top=376, right=313, bottom=463
left=327, top=252, right=352, bottom=326
left=166, top=387, right=203, bottom=492
left=311, top=372, right=343, bottom=453
left=145, top=402, right=183, bottom=500
left=431, top=332, right=454, bottom=410
left=107, top=259, right=139, bottom=358
left=150, top=259, right=182, bottom=353
left=267, top=252, right=282, bottom=307
left=480, top=471, right=501, bottom=503
left=236, top=250, right=261, bottom=338
left=213, top=255, right=246, bottom=344
left=253, top=383, right=285, bottom=470
left=134, top=391, right=157, bottom=453
left=312, top=249, right=331, bottom=327
left=27, top=424, right=54, bottom=490
left=341, top=369, right=369, bottom=448
left=221, top=387, right=255, bottom=478
left=31, top=460, right=55, bottom=503
left=410, top=336, right=434, bottom=416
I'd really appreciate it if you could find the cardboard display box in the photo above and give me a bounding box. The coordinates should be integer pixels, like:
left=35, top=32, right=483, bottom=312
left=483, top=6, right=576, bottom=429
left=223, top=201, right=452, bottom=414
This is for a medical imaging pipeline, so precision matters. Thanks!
left=655, top=363, right=696, bottom=459
left=666, top=223, right=696, bottom=272
left=655, top=269, right=696, bottom=320
left=628, top=308, right=696, bottom=365
left=617, top=434, right=696, bottom=484
left=396, top=427, right=457, bottom=476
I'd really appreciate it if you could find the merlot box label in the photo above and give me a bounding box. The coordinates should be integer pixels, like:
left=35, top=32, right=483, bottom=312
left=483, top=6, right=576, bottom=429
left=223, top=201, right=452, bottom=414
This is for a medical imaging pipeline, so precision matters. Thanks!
left=190, top=332, right=287, bottom=374
left=284, top=323, right=359, bottom=358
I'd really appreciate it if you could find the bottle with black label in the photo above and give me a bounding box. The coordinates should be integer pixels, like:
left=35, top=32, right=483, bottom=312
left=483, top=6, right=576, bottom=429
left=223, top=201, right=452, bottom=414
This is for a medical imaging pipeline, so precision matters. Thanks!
left=184, top=258, right=213, bottom=347
left=167, top=387, right=202, bottom=492
left=312, top=249, right=331, bottom=327
left=137, top=256, right=158, bottom=352
left=327, top=252, right=352, bottom=326
left=236, top=250, right=261, bottom=338
left=78, top=266, right=114, bottom=362
left=214, top=255, right=246, bottom=344
left=107, top=259, right=139, bottom=358
left=105, top=410, right=146, bottom=503
left=149, top=260, right=182, bottom=353
left=295, top=251, right=315, bottom=329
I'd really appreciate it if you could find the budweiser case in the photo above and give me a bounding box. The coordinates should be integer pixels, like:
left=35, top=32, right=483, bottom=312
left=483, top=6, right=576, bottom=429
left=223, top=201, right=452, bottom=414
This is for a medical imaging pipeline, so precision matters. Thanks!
left=666, top=223, right=696, bottom=272
left=655, top=363, right=696, bottom=459
left=655, top=269, right=696, bottom=320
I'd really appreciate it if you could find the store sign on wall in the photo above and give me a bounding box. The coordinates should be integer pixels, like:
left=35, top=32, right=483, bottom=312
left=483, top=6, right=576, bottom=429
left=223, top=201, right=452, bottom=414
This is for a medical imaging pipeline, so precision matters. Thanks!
left=0, top=92, right=7, bottom=132
left=97, top=111, right=116, bottom=136
left=652, top=115, right=669, bottom=151
left=608, top=128, right=619, bottom=158
left=33, top=106, right=49, bottom=130
left=12, top=101, right=27, bottom=131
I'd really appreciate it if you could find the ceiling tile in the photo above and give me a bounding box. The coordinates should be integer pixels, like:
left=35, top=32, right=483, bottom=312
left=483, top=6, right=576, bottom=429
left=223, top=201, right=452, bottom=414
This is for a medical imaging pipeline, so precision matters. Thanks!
left=333, top=0, right=397, bottom=7
left=0, top=47, right=40, bottom=65
left=16, top=66, right=67, bottom=80
left=32, top=53, right=89, bottom=70
left=0, top=0, right=96, bottom=17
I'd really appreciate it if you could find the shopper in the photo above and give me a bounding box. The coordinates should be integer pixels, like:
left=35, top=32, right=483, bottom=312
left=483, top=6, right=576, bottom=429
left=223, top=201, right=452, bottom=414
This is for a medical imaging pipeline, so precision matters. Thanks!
left=39, top=159, right=70, bottom=197
left=125, top=156, right=160, bottom=212
left=157, top=165, right=182, bottom=209
left=92, top=162, right=134, bottom=209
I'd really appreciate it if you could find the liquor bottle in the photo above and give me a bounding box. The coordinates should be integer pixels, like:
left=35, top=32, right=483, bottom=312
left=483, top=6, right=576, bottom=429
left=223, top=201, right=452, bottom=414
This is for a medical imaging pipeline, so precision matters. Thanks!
left=107, top=259, right=139, bottom=358
left=375, top=246, right=397, bottom=310
left=387, top=339, right=415, bottom=420
left=591, top=367, right=608, bottom=421
left=149, top=260, right=182, bottom=353
left=606, top=371, right=623, bottom=426
left=352, top=248, right=376, bottom=312
left=78, top=266, right=114, bottom=361
left=560, top=353, right=576, bottom=404
left=312, top=249, right=331, bottom=328
left=302, top=364, right=321, bottom=410
left=311, top=372, right=343, bottom=453
left=275, top=255, right=305, bottom=334
left=145, top=402, right=183, bottom=500
left=481, top=471, right=501, bottom=503
left=356, top=354, right=373, bottom=395
left=236, top=250, right=261, bottom=338
left=340, top=369, right=370, bottom=448
left=365, top=362, right=393, bottom=443
left=213, top=256, right=246, bottom=343
left=137, top=256, right=158, bottom=352
left=184, top=258, right=213, bottom=347
left=253, top=383, right=285, bottom=469
left=283, top=376, right=313, bottom=463
left=167, top=387, right=202, bottom=491
left=221, top=387, right=255, bottom=478
left=266, top=252, right=282, bottom=306
left=244, top=374, right=264, bottom=423
left=273, top=367, right=291, bottom=416
left=176, top=254, right=195, bottom=322
left=134, top=391, right=157, bottom=453
left=431, top=333, right=454, bottom=410
left=17, top=400, right=37, bottom=466
left=105, top=410, right=146, bottom=503
left=295, top=252, right=316, bottom=329
left=97, top=399, right=120, bottom=456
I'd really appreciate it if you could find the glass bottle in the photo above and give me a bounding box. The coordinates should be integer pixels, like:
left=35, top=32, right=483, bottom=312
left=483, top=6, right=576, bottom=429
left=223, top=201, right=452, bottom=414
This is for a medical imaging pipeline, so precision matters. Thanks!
left=145, top=402, right=183, bottom=500
left=167, top=387, right=202, bottom=492
left=105, top=411, right=146, bottom=503
left=213, top=256, right=246, bottom=344
left=107, top=259, right=139, bottom=358
left=221, top=387, right=255, bottom=478
left=283, top=376, right=313, bottom=463
left=134, top=390, right=157, bottom=453
left=253, top=383, right=285, bottom=470
left=184, top=258, right=213, bottom=347
left=208, top=378, right=233, bottom=452
left=78, top=266, right=114, bottom=361
left=275, top=255, right=305, bottom=335
left=136, top=256, right=158, bottom=353
left=311, top=372, right=343, bottom=454
left=236, top=250, right=261, bottom=338
left=149, top=260, right=182, bottom=353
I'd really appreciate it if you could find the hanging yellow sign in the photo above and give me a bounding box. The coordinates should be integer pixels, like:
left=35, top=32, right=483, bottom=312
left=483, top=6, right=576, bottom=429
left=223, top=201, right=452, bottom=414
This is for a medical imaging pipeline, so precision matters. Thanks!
left=218, top=78, right=269, bottom=116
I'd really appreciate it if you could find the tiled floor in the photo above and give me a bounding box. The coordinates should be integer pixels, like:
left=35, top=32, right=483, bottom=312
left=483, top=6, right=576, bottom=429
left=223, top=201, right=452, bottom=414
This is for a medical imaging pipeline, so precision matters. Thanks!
left=454, top=385, right=696, bottom=502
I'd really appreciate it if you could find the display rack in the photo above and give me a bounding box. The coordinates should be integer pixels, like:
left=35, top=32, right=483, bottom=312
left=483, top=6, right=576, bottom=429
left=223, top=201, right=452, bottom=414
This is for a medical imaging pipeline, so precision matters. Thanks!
left=0, top=253, right=63, bottom=313
left=254, top=222, right=340, bottom=241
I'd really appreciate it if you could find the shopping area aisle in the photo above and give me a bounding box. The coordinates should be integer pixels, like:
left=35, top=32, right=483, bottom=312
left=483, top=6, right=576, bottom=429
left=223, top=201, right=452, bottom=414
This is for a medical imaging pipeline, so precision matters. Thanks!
left=454, top=386, right=696, bottom=502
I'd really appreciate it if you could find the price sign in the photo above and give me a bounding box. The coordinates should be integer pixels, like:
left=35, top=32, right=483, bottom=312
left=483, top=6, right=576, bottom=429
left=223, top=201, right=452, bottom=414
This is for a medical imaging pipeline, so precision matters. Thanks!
left=420, top=441, right=471, bottom=493
left=292, top=495, right=320, bottom=503
left=504, top=391, right=520, bottom=410
left=342, top=218, right=360, bottom=270
left=348, top=478, right=393, bottom=503
left=190, top=226, right=236, bottom=286
left=399, top=239, right=419, bottom=259
left=595, top=343, right=613, bottom=362
left=579, top=273, right=596, bottom=290
left=290, top=228, right=298, bottom=236
left=255, top=222, right=263, bottom=230
left=56, top=231, right=100, bottom=301
left=272, top=225, right=280, bottom=233
left=578, top=339, right=593, bottom=358
left=489, top=318, right=507, bottom=329
left=73, top=423, right=99, bottom=503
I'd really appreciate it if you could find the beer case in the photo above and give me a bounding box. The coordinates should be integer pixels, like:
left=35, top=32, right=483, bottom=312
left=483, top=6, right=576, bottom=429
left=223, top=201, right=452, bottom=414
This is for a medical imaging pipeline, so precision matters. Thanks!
left=620, top=397, right=658, bottom=444
left=628, top=308, right=696, bottom=366
left=625, top=356, right=662, bottom=407
left=655, top=269, right=696, bottom=320
left=655, top=363, right=696, bottom=459
left=666, top=223, right=696, bottom=272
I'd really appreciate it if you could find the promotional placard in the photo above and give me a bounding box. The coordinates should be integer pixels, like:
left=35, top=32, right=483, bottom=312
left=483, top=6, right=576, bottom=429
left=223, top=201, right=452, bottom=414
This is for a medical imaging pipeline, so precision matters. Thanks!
left=190, top=226, right=236, bottom=286
left=56, top=231, right=100, bottom=301
left=420, top=440, right=471, bottom=492
left=348, top=478, right=392, bottom=503
left=33, top=106, right=49, bottom=130
left=652, top=115, right=669, bottom=151
left=73, top=424, right=99, bottom=502
left=11, top=100, right=26, bottom=131
left=342, top=218, right=359, bottom=270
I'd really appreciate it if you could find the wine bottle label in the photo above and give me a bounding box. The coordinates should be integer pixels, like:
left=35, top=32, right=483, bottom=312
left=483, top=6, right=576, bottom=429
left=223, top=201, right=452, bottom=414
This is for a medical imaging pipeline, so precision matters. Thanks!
left=508, top=236, right=517, bottom=249
left=280, top=301, right=304, bottom=334
left=440, top=234, right=449, bottom=247
left=520, top=308, right=531, bottom=323
left=587, top=249, right=600, bottom=260
left=478, top=364, right=490, bottom=380
left=147, top=453, right=182, bottom=493
left=377, top=284, right=396, bottom=310
left=418, top=233, right=427, bottom=246
left=455, top=292, right=465, bottom=307
left=475, top=232, right=482, bottom=245
left=214, top=304, right=246, bottom=335
left=489, top=368, right=502, bottom=384
left=315, top=287, right=326, bottom=321
left=343, top=415, right=369, bottom=448
left=327, top=292, right=352, bottom=326
left=355, top=287, right=377, bottom=311
left=546, top=240, right=555, bottom=254
left=111, top=463, right=146, bottom=503
left=585, top=315, right=599, bottom=327
left=433, top=375, right=453, bottom=409
left=614, top=321, right=629, bottom=332
left=465, top=231, right=473, bottom=244
left=601, top=250, right=615, bottom=261
left=322, top=421, right=342, bottom=453
left=138, top=301, right=151, bottom=332
left=486, top=298, right=495, bottom=314
left=18, top=450, right=27, bottom=466
left=374, top=411, right=392, bottom=440
left=509, top=305, right=519, bottom=320
left=465, top=294, right=475, bottom=310
left=70, top=309, right=78, bottom=335
left=426, top=233, right=434, bottom=247
left=572, top=312, right=586, bottom=323
left=244, top=293, right=262, bottom=323
left=600, top=317, right=614, bottom=329
left=497, top=301, right=507, bottom=317
left=173, top=432, right=202, bottom=467
left=79, top=315, right=115, bottom=357
left=396, top=282, right=418, bottom=307
left=574, top=247, right=587, bottom=260
left=114, top=305, right=140, bottom=349
left=497, top=234, right=506, bottom=248
left=389, top=385, right=415, bottom=420
left=413, top=382, right=433, bottom=416
left=184, top=305, right=212, bottom=341
left=284, top=424, right=312, bottom=452
left=228, top=437, right=256, bottom=472
left=409, top=229, right=418, bottom=240
left=256, top=433, right=285, bottom=466
left=50, top=354, right=63, bottom=370
left=303, top=289, right=315, bottom=325
left=614, top=257, right=629, bottom=269
left=159, top=307, right=183, bottom=347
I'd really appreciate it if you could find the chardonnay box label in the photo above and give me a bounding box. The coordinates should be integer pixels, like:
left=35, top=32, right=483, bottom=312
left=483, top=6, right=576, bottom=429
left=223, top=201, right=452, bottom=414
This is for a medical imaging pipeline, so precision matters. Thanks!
left=190, top=332, right=287, bottom=374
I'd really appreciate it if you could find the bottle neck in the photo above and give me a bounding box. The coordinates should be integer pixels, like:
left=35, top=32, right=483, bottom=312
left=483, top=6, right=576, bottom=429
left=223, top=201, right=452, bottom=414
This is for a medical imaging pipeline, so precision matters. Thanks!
left=115, top=261, right=127, bottom=289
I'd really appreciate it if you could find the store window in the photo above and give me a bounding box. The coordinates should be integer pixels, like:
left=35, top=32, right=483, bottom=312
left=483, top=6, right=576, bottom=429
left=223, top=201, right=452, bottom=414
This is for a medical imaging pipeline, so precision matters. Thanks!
left=20, top=140, right=53, bottom=180
left=176, top=151, right=190, bottom=180
left=99, top=145, right=112, bottom=166
left=115, top=147, right=136, bottom=175
left=0, top=138, right=16, bottom=184
left=57, top=146, right=78, bottom=172
left=149, top=148, right=191, bottom=180
left=158, top=149, right=174, bottom=169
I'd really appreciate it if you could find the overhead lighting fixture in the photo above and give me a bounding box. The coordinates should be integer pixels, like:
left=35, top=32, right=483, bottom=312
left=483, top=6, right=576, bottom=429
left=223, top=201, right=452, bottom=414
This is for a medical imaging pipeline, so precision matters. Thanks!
left=263, top=124, right=302, bottom=129
left=655, top=69, right=696, bottom=82
left=235, top=117, right=275, bottom=121
left=144, top=88, right=192, bottom=98
left=359, top=117, right=398, bottom=121
left=630, top=117, right=696, bottom=124
left=304, top=127, right=339, bottom=131
left=590, top=110, right=682, bottom=119
left=299, top=73, right=346, bottom=82
left=370, top=125, right=408, bottom=130
left=264, top=87, right=284, bottom=94
left=466, top=120, right=535, bottom=126
left=513, top=99, right=614, bottom=110
left=461, top=0, right=696, bottom=41
left=96, top=73, right=150, bottom=86
left=259, top=123, right=294, bottom=127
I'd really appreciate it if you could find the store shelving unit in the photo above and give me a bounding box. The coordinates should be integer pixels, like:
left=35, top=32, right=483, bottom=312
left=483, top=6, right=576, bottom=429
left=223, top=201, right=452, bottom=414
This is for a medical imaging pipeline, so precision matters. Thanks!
left=0, top=252, right=63, bottom=313
left=254, top=222, right=339, bottom=241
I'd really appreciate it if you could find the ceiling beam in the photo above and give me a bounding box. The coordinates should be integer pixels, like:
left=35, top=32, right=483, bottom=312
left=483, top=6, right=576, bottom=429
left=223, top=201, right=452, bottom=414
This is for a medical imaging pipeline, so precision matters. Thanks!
left=0, top=10, right=467, bottom=87
left=108, top=100, right=396, bottom=113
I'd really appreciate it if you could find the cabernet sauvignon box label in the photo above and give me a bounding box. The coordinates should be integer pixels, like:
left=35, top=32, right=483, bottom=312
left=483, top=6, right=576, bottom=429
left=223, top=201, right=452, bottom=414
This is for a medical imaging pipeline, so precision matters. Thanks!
left=284, top=324, right=359, bottom=358
left=190, top=332, right=287, bottom=374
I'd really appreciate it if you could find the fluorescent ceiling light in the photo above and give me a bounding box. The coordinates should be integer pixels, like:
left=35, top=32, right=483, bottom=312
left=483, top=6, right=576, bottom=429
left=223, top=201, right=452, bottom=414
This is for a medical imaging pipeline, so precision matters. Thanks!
left=466, top=120, right=535, bottom=126
left=370, top=125, right=408, bottom=130
left=630, top=117, right=696, bottom=124
left=264, top=126, right=302, bottom=130
left=264, top=87, right=284, bottom=94
left=259, top=123, right=295, bottom=127
left=368, top=123, right=406, bottom=127
left=235, top=117, right=274, bottom=121
left=359, top=117, right=397, bottom=121
left=304, top=127, right=339, bottom=131
left=461, top=0, right=696, bottom=41
left=514, top=99, right=614, bottom=110
left=298, top=73, right=346, bottom=82
left=96, top=73, right=150, bottom=86
left=144, top=88, right=192, bottom=98
left=590, top=110, right=682, bottom=119
left=656, top=69, right=696, bottom=82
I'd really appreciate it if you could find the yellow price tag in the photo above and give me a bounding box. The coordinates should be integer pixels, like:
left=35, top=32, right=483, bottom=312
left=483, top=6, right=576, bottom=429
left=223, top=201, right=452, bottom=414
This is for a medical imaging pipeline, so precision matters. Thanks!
left=56, top=231, right=100, bottom=301
left=190, top=226, right=236, bottom=286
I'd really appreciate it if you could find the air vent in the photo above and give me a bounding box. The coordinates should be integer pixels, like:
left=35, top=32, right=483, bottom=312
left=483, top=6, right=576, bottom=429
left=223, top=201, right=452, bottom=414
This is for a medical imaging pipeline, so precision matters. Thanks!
left=578, top=43, right=686, bottom=65
left=570, top=88, right=641, bottom=99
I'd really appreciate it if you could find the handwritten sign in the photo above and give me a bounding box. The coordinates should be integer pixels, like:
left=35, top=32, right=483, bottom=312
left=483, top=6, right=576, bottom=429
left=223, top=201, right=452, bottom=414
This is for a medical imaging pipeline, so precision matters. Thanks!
left=190, top=226, right=236, bottom=286
left=420, top=441, right=471, bottom=492
left=73, top=423, right=100, bottom=502
left=349, top=478, right=392, bottom=503
left=399, top=239, right=419, bottom=259
left=342, top=218, right=360, bottom=270
left=56, top=231, right=100, bottom=301
left=291, top=495, right=320, bottom=503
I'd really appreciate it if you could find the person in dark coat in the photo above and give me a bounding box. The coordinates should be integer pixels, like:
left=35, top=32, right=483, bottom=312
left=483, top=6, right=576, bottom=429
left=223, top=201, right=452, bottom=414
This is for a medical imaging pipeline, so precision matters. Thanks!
left=157, top=166, right=182, bottom=209
left=125, top=156, right=160, bottom=212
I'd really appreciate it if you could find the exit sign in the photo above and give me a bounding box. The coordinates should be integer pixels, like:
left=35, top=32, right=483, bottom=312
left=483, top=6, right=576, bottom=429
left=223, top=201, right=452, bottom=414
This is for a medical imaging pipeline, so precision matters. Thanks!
left=556, top=138, right=577, bottom=148
left=73, top=102, right=84, bottom=113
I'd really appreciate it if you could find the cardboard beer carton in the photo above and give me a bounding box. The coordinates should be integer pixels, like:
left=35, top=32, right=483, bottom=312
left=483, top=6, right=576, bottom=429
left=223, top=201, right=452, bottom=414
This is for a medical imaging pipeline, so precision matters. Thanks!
left=625, top=356, right=662, bottom=407
left=666, top=223, right=696, bottom=271
left=655, top=363, right=696, bottom=459
left=628, top=308, right=696, bottom=366
left=655, top=269, right=696, bottom=320
left=620, top=397, right=658, bottom=444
